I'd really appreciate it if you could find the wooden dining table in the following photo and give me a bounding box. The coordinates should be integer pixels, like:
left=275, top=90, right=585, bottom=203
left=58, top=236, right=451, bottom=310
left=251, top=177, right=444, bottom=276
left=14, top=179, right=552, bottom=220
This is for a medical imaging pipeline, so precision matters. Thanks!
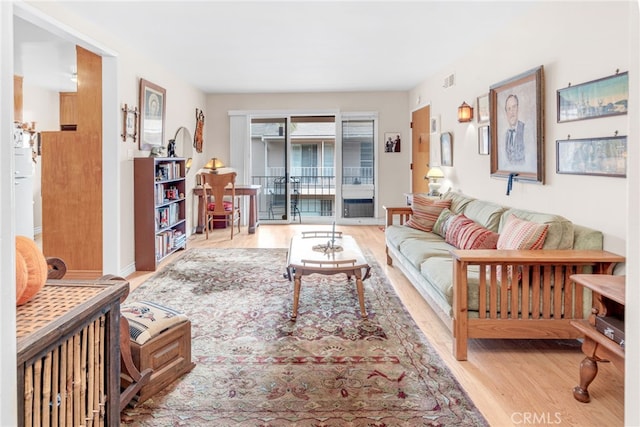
left=193, top=184, right=261, bottom=234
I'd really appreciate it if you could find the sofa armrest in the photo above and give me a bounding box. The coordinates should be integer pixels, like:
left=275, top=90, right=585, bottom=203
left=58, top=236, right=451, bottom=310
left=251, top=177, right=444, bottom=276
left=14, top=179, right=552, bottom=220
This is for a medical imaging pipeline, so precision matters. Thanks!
left=450, top=249, right=625, bottom=360
left=383, top=205, right=413, bottom=228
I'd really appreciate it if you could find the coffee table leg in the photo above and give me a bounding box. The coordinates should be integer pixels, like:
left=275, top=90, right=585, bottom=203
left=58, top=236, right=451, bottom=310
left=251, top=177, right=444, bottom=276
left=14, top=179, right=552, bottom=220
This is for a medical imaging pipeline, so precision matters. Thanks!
left=354, top=272, right=368, bottom=320
left=291, top=275, right=301, bottom=321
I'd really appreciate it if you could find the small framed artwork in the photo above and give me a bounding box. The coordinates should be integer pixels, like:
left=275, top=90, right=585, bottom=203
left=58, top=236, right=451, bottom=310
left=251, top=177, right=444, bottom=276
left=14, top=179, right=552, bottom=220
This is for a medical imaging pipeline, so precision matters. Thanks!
left=477, top=93, right=490, bottom=123
left=557, top=71, right=628, bottom=123
left=478, top=126, right=490, bottom=155
left=121, top=104, right=138, bottom=142
left=440, top=132, right=453, bottom=166
left=384, top=132, right=401, bottom=153
left=490, top=65, right=544, bottom=183
left=139, top=78, right=166, bottom=150
left=430, top=115, right=440, bottom=135
left=556, top=136, right=627, bottom=177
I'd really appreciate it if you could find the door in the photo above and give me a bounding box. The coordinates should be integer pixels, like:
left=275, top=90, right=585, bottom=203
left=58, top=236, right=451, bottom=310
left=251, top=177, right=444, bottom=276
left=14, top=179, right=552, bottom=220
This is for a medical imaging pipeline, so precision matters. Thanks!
left=251, top=115, right=337, bottom=223
left=251, top=117, right=290, bottom=222
left=411, top=105, right=430, bottom=193
left=342, top=119, right=375, bottom=218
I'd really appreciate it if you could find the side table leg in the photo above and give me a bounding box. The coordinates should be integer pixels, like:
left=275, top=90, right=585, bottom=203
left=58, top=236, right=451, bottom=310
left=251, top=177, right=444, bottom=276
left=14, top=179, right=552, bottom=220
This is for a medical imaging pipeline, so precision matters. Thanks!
left=291, top=275, right=301, bottom=321
left=573, top=356, right=598, bottom=403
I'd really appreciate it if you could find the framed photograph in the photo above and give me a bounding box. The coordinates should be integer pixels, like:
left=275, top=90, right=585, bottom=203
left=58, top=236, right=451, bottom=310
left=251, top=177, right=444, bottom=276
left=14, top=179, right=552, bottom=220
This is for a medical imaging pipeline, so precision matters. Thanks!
left=139, top=78, right=166, bottom=150
left=478, top=126, right=490, bottom=155
left=430, top=115, right=440, bottom=135
left=440, top=132, right=453, bottom=166
left=384, top=132, right=401, bottom=153
left=557, top=71, right=628, bottom=123
left=477, top=93, right=490, bottom=123
left=490, top=66, right=544, bottom=183
left=121, top=104, right=138, bottom=142
left=556, top=136, right=627, bottom=177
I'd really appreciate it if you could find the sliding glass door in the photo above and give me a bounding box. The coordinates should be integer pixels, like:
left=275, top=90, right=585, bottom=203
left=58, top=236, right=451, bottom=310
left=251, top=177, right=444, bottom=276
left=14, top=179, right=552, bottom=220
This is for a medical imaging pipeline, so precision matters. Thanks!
left=342, top=119, right=375, bottom=218
left=247, top=113, right=376, bottom=223
left=250, top=117, right=291, bottom=223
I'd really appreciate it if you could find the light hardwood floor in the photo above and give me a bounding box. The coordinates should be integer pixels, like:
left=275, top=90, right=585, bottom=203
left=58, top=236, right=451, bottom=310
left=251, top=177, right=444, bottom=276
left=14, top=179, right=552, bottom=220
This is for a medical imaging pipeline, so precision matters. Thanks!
left=126, top=224, right=624, bottom=427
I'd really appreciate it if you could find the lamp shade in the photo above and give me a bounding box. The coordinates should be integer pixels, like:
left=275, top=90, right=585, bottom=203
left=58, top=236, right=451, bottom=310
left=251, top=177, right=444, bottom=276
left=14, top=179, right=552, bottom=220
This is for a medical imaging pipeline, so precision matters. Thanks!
left=204, top=157, right=225, bottom=170
left=457, top=102, right=474, bottom=122
left=426, top=167, right=444, bottom=179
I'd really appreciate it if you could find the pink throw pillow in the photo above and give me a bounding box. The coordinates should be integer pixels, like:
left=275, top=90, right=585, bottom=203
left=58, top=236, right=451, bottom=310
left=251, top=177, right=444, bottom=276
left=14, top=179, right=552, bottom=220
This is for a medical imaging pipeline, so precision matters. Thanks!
left=405, top=195, right=452, bottom=232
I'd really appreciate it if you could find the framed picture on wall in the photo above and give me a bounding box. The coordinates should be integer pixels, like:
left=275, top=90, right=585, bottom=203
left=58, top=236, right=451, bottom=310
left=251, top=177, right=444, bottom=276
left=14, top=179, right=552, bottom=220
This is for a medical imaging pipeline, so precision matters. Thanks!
left=556, top=136, right=627, bottom=177
left=430, top=115, right=440, bottom=135
left=121, top=104, right=138, bottom=143
left=384, top=132, right=401, bottom=153
left=557, top=71, right=628, bottom=123
left=478, top=126, right=490, bottom=155
left=139, top=78, right=166, bottom=151
left=477, top=93, right=490, bottom=124
left=440, top=132, right=453, bottom=166
left=489, top=66, right=544, bottom=184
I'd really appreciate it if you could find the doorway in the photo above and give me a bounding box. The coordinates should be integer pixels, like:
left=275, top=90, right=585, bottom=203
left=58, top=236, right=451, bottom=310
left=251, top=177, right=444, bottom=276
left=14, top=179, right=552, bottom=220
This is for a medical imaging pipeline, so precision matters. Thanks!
left=12, top=3, right=119, bottom=275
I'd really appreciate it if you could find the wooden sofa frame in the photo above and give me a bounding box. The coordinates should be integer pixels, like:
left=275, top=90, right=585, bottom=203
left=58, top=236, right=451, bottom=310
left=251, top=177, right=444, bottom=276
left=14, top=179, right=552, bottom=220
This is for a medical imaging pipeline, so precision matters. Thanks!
left=384, top=206, right=624, bottom=361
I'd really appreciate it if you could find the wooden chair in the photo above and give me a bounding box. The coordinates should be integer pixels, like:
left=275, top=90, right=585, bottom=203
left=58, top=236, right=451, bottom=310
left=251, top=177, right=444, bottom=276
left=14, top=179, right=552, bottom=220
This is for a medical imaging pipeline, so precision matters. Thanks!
left=201, top=171, right=241, bottom=239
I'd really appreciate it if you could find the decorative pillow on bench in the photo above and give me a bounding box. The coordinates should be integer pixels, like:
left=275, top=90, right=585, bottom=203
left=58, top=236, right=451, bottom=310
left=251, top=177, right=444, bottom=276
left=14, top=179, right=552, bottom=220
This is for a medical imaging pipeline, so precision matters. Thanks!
left=405, top=195, right=452, bottom=232
left=121, top=300, right=189, bottom=345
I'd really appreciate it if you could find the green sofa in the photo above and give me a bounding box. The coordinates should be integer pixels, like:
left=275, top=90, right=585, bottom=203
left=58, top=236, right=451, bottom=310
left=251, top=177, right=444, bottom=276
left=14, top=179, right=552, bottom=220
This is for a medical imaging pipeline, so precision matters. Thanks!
left=384, top=191, right=624, bottom=360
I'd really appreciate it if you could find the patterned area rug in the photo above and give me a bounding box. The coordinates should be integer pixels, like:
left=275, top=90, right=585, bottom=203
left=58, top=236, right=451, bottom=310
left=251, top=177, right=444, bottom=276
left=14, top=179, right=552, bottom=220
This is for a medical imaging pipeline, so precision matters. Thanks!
left=122, top=248, right=487, bottom=426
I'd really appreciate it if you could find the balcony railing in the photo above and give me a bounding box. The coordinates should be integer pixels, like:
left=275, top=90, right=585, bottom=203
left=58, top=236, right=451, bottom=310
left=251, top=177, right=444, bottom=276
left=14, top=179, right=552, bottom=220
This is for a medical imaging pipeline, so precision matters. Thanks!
left=251, top=167, right=373, bottom=220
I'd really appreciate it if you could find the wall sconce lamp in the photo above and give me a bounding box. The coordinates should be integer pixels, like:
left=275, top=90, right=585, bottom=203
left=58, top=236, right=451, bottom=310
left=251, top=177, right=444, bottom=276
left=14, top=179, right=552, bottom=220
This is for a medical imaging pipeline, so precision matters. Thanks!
left=185, top=157, right=193, bottom=173
left=457, top=101, right=474, bottom=123
left=425, top=166, right=445, bottom=196
left=204, top=157, right=225, bottom=173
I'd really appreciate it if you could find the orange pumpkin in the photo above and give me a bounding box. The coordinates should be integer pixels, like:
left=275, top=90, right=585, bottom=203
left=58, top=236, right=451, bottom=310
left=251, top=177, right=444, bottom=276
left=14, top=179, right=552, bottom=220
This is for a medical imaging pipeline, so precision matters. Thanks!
left=15, top=236, right=48, bottom=306
left=15, top=250, right=28, bottom=303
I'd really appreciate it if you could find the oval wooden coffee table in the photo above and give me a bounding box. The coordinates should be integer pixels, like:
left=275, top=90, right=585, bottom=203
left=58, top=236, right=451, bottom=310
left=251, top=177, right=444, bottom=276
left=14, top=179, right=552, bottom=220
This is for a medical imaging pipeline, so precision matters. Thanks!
left=286, top=231, right=371, bottom=321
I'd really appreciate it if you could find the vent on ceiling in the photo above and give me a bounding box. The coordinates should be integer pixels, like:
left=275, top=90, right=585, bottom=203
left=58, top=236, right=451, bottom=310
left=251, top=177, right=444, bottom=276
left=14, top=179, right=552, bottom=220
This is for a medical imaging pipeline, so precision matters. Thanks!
left=443, top=73, right=455, bottom=88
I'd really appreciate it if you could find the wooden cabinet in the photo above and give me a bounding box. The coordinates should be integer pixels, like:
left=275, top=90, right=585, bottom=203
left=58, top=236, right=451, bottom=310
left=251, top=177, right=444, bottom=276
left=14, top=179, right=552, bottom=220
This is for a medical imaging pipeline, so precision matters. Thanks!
left=59, top=91, right=77, bottom=127
left=17, top=278, right=129, bottom=427
left=134, top=157, right=187, bottom=271
left=14, top=75, right=23, bottom=122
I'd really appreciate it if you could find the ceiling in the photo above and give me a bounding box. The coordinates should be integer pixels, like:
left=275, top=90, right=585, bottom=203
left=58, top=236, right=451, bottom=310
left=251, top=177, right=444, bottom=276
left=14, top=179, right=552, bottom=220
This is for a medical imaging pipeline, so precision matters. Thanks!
left=15, top=1, right=535, bottom=94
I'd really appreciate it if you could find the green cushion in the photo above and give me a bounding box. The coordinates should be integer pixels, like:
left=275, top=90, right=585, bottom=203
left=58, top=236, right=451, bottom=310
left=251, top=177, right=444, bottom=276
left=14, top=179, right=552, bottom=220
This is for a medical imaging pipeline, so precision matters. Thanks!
left=461, top=200, right=507, bottom=232
left=441, top=191, right=475, bottom=214
left=398, top=237, right=453, bottom=270
left=385, top=224, right=441, bottom=249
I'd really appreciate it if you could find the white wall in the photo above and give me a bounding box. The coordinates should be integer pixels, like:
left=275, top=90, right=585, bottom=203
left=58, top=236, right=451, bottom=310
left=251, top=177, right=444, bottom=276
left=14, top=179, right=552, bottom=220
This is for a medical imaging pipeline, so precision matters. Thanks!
left=205, top=91, right=410, bottom=215
left=410, top=1, right=629, bottom=256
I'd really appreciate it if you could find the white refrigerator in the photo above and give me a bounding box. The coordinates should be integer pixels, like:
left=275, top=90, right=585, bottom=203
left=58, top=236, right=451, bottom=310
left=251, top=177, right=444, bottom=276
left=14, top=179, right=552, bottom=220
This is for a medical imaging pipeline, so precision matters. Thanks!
left=14, top=146, right=34, bottom=239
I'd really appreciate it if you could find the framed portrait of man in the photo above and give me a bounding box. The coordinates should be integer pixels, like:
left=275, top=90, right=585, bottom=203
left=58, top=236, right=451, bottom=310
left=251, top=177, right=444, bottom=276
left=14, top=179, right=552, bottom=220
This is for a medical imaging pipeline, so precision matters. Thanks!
left=489, top=66, right=544, bottom=184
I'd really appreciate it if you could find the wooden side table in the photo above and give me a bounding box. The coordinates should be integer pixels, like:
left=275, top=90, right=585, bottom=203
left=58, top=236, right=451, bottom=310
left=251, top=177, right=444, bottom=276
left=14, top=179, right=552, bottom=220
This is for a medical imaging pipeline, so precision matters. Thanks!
left=569, top=274, right=625, bottom=403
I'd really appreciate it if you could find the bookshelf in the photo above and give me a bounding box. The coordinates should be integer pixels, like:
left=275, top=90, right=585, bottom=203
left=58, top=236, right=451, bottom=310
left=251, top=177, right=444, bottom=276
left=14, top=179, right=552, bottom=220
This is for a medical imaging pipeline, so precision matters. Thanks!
left=134, top=157, right=187, bottom=270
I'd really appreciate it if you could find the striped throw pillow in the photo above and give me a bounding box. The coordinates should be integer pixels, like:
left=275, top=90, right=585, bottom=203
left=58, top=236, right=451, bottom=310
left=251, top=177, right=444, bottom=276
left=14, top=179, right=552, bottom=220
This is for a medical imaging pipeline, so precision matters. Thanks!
left=405, top=195, right=452, bottom=232
left=497, top=214, right=549, bottom=287
left=497, top=214, right=549, bottom=250
left=445, top=214, right=474, bottom=248
left=457, top=222, right=500, bottom=250
left=433, top=208, right=454, bottom=238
